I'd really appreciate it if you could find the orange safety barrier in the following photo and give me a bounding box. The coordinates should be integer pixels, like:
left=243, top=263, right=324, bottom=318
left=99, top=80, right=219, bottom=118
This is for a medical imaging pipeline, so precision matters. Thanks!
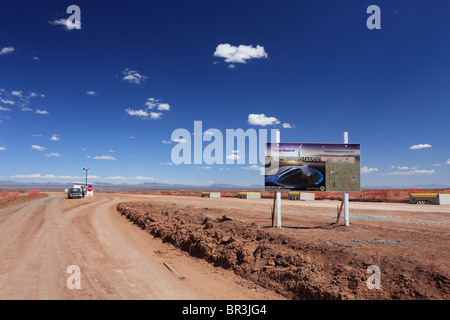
left=0, top=190, right=40, bottom=198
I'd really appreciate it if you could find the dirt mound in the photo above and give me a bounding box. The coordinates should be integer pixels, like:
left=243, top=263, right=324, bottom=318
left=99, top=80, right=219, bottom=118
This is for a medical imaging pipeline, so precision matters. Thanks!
left=0, top=193, right=48, bottom=210
left=117, top=201, right=449, bottom=300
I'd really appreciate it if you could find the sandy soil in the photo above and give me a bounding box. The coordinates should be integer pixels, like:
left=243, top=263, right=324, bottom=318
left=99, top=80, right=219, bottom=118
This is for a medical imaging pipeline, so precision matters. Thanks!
left=0, top=193, right=48, bottom=210
left=116, top=194, right=450, bottom=300
left=0, top=193, right=284, bottom=300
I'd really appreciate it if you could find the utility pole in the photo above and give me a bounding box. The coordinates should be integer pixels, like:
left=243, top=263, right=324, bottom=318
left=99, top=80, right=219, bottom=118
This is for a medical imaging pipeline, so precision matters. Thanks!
left=83, top=168, right=90, bottom=187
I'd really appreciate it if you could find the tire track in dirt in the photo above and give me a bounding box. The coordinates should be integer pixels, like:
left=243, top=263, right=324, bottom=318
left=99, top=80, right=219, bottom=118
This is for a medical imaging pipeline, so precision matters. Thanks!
left=1, top=194, right=281, bottom=300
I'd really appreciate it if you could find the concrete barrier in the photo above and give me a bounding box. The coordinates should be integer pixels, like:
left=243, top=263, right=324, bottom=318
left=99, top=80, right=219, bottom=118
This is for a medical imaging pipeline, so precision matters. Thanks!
left=238, top=192, right=261, bottom=199
left=288, top=192, right=315, bottom=201
left=201, top=192, right=221, bottom=198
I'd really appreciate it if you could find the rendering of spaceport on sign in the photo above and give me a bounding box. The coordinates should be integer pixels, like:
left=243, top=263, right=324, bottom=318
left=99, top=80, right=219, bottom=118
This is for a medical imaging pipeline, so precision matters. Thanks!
left=265, top=143, right=361, bottom=192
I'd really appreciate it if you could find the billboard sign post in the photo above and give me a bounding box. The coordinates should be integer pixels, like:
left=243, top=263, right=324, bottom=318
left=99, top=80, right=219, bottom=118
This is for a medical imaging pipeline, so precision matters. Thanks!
left=265, top=137, right=360, bottom=227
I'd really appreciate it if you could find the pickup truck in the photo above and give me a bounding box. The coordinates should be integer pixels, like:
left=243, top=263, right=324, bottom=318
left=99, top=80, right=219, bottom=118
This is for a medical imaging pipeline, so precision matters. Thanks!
left=68, top=188, right=83, bottom=199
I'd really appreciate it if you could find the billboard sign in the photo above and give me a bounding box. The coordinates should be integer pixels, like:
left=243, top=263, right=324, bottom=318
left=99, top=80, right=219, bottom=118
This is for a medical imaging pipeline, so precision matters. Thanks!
left=265, top=143, right=361, bottom=192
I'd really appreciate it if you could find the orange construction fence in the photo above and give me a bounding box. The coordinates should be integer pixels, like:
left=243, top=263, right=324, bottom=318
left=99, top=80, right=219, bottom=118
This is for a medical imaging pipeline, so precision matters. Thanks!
left=0, top=190, right=40, bottom=199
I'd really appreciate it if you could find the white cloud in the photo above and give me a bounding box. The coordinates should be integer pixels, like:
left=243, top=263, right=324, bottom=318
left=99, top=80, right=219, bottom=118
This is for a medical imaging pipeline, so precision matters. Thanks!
left=134, top=176, right=157, bottom=181
left=162, top=140, right=172, bottom=144
left=197, top=166, right=212, bottom=170
left=56, top=175, right=82, bottom=179
left=32, top=56, right=39, bottom=61
left=145, top=98, right=160, bottom=109
left=0, top=106, right=11, bottom=111
left=409, top=144, right=432, bottom=150
left=31, top=145, right=46, bottom=152
left=158, top=162, right=173, bottom=166
left=0, top=47, right=14, bottom=56
left=10, top=173, right=41, bottom=179
left=122, top=68, right=148, bottom=85
left=29, top=92, right=45, bottom=98
left=46, top=153, right=62, bottom=157
left=248, top=114, right=280, bottom=126
left=104, top=176, right=128, bottom=180
left=282, top=123, right=294, bottom=129
left=446, top=159, right=450, bottom=165
left=394, top=166, right=419, bottom=170
left=226, top=154, right=240, bottom=161
left=11, top=91, right=22, bottom=97
left=242, top=165, right=262, bottom=171
left=50, top=134, right=61, bottom=141
left=383, top=169, right=435, bottom=176
left=108, top=150, right=115, bottom=153
left=10, top=173, right=83, bottom=179
left=173, top=138, right=187, bottom=143
left=86, top=91, right=96, bottom=96
left=126, top=108, right=148, bottom=117
left=150, top=112, right=163, bottom=119
left=219, top=168, right=229, bottom=171
left=80, top=147, right=87, bottom=151
left=232, top=150, right=240, bottom=154
left=49, top=18, right=81, bottom=30
left=0, top=146, right=6, bottom=151
left=157, top=103, right=170, bottom=111
left=92, top=155, right=117, bottom=160
left=361, top=166, right=378, bottom=174
left=228, top=64, right=236, bottom=69
left=214, top=44, right=268, bottom=64
left=36, top=109, right=49, bottom=115
left=0, top=98, right=15, bottom=105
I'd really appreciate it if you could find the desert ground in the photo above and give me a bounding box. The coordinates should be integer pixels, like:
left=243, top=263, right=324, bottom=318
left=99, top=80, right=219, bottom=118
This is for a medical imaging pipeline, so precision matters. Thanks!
left=0, top=192, right=448, bottom=300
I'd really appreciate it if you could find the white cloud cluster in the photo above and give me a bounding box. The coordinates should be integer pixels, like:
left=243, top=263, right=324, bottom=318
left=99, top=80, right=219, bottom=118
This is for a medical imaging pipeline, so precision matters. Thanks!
left=0, top=47, right=14, bottom=56
left=214, top=44, right=268, bottom=64
left=46, top=153, right=62, bottom=157
left=92, top=155, right=117, bottom=160
left=122, top=68, right=148, bottom=85
left=8, top=173, right=160, bottom=182
left=390, top=165, right=418, bottom=170
left=383, top=169, right=435, bottom=176
left=0, top=89, right=46, bottom=114
left=86, top=91, right=96, bottom=96
left=126, top=109, right=148, bottom=117
left=50, top=134, right=61, bottom=141
left=31, top=145, right=46, bottom=152
left=409, top=144, right=432, bottom=150
left=361, top=166, right=378, bottom=174
left=248, top=114, right=280, bottom=126
left=49, top=19, right=81, bottom=31
left=126, top=97, right=171, bottom=120
left=282, top=123, right=295, bottom=129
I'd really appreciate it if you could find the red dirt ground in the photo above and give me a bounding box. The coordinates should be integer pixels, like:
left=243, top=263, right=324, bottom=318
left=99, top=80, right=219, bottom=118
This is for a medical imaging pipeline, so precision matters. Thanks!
left=116, top=195, right=449, bottom=300
left=0, top=193, right=48, bottom=210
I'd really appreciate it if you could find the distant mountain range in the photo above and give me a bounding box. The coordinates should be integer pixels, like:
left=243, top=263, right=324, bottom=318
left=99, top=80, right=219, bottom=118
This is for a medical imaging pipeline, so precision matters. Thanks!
left=0, top=180, right=448, bottom=191
left=0, top=180, right=265, bottom=191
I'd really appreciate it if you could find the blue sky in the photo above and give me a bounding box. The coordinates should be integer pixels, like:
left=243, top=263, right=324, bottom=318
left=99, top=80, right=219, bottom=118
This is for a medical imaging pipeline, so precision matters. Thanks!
left=0, top=0, right=449, bottom=187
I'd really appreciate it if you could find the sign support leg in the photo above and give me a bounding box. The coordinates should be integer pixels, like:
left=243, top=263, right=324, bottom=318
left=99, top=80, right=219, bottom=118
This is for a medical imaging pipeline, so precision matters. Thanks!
left=344, top=132, right=350, bottom=227
left=275, top=130, right=282, bottom=228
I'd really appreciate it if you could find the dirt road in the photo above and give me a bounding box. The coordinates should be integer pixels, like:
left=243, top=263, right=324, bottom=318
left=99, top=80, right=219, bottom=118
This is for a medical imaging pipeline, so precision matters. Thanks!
left=0, top=194, right=284, bottom=300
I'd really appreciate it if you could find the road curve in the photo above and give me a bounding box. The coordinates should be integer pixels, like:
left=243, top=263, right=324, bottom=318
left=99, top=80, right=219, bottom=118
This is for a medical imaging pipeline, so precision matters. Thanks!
left=0, top=194, right=282, bottom=300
